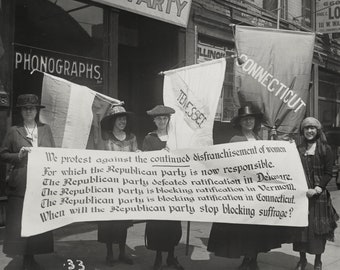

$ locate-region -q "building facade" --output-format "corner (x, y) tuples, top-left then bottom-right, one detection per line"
(1, 0), (340, 197)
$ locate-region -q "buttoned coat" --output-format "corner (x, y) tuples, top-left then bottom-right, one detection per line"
(0, 122), (55, 255)
(0, 122), (55, 197)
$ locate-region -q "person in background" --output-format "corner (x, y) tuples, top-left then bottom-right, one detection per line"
(207, 105), (285, 270)
(142, 105), (184, 270)
(293, 117), (338, 270)
(97, 105), (137, 266)
(0, 94), (55, 270)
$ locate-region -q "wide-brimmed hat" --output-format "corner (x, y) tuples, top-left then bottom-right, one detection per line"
(231, 105), (262, 126)
(16, 94), (45, 108)
(147, 105), (175, 116)
(101, 105), (131, 130)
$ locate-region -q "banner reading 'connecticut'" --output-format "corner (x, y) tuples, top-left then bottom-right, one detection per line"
(235, 26), (315, 135)
(22, 140), (308, 236)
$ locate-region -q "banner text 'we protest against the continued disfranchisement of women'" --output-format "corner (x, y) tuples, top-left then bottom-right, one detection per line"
(22, 140), (308, 236)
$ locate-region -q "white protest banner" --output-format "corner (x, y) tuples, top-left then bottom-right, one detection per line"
(92, 0), (192, 28)
(22, 140), (308, 236)
(163, 58), (226, 149)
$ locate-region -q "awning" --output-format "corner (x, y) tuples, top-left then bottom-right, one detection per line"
(92, 0), (192, 28)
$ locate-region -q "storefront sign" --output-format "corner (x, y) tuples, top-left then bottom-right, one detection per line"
(316, 0), (340, 33)
(14, 45), (104, 84)
(197, 42), (228, 63)
(232, 9), (275, 28)
(92, 0), (192, 27)
(22, 140), (308, 236)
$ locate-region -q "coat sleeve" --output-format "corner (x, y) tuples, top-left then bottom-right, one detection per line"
(45, 124), (56, 148)
(0, 127), (21, 164)
(318, 144), (334, 189)
(142, 135), (151, 151)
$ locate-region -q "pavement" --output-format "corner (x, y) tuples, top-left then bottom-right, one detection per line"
(0, 180), (340, 270)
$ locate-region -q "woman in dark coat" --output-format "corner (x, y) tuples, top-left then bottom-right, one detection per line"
(0, 94), (55, 270)
(207, 105), (285, 270)
(293, 117), (338, 270)
(97, 105), (137, 266)
(143, 105), (184, 270)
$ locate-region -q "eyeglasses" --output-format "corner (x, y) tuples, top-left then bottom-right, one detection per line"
(22, 106), (37, 111)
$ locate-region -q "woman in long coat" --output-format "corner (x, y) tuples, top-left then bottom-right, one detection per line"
(143, 105), (184, 270)
(293, 117), (338, 270)
(207, 105), (285, 270)
(97, 105), (137, 266)
(0, 94), (55, 270)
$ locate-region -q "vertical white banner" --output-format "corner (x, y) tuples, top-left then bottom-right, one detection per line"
(163, 59), (226, 149)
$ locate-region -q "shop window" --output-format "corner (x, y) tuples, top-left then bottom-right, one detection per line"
(318, 71), (340, 164)
(263, 0), (286, 19)
(196, 38), (236, 122)
(14, 0), (106, 93)
(301, 0), (312, 28)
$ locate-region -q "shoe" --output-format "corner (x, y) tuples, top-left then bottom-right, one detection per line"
(153, 260), (162, 270)
(314, 261), (322, 270)
(294, 260), (307, 270)
(248, 259), (259, 270)
(23, 257), (45, 270)
(166, 257), (184, 270)
(238, 257), (251, 270)
(105, 256), (115, 266)
(118, 255), (134, 265)
(153, 255), (162, 270)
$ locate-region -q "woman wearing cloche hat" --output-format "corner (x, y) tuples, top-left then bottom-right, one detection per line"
(97, 105), (137, 266)
(142, 105), (184, 270)
(292, 117), (338, 270)
(0, 94), (55, 270)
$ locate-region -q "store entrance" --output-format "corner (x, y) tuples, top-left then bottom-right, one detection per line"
(118, 12), (181, 145)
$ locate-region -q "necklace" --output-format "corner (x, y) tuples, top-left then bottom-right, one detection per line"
(24, 123), (37, 140)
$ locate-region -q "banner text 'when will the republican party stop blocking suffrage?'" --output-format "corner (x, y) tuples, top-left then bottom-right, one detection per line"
(22, 140), (308, 236)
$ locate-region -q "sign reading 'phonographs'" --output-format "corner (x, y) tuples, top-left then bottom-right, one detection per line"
(22, 140), (308, 236)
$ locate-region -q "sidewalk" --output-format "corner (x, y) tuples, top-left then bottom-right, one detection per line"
(1, 190), (340, 270)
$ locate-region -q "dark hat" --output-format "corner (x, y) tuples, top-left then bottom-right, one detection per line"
(231, 105), (262, 125)
(147, 105), (175, 116)
(101, 105), (131, 130)
(16, 94), (45, 108)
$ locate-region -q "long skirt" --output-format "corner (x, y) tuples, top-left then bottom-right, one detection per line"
(293, 191), (338, 254)
(207, 223), (288, 258)
(97, 220), (133, 244)
(145, 220), (182, 251)
(3, 196), (54, 255)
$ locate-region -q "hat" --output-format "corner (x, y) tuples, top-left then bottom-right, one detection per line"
(100, 105), (131, 130)
(16, 94), (45, 108)
(231, 105), (262, 125)
(147, 105), (175, 116)
(300, 117), (322, 131)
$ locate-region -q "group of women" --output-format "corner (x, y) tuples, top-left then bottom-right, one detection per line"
(0, 94), (338, 270)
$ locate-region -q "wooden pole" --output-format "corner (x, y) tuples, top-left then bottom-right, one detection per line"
(277, 0), (281, 29)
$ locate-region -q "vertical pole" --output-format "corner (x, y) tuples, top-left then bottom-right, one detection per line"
(277, 0), (281, 29)
(185, 24), (198, 257)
